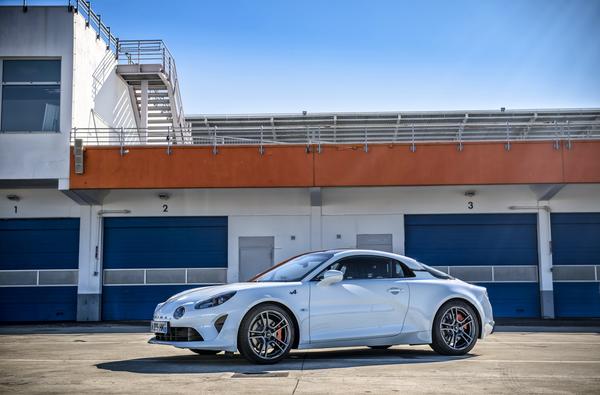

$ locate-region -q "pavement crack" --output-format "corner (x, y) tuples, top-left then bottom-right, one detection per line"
(292, 352), (307, 395)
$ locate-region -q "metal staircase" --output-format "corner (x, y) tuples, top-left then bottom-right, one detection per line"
(116, 40), (190, 144)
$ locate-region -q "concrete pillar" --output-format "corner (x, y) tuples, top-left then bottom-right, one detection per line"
(76, 205), (102, 321)
(537, 203), (555, 319)
(309, 187), (322, 250)
(396, 214), (405, 255)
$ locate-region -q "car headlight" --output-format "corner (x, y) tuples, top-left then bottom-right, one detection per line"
(195, 291), (236, 310)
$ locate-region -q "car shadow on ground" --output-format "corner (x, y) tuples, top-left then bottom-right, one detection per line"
(96, 347), (475, 375)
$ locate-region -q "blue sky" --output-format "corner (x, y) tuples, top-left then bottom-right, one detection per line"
(8, 0), (600, 113)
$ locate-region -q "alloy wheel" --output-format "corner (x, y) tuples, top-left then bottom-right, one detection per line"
(439, 306), (476, 351)
(247, 310), (292, 360)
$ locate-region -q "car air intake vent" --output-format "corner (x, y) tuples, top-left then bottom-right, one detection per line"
(214, 315), (228, 333)
(155, 327), (203, 342)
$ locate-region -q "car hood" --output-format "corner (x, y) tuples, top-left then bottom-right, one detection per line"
(163, 281), (297, 305)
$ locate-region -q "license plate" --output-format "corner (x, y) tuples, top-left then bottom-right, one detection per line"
(151, 320), (168, 334)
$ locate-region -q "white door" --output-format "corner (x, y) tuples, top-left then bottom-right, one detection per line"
(309, 255), (410, 342)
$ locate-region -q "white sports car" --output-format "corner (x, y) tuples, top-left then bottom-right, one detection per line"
(149, 249), (494, 364)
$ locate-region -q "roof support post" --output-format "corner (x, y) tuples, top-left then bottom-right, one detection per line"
(317, 127), (321, 154)
(212, 126), (218, 155)
(565, 121), (572, 150)
(166, 126), (172, 155)
(259, 126), (265, 155)
(119, 127), (125, 156)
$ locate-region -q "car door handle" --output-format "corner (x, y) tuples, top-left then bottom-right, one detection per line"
(387, 287), (404, 295)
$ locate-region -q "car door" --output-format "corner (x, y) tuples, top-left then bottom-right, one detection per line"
(309, 255), (410, 343)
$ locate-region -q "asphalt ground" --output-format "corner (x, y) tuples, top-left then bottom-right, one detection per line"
(0, 324), (599, 394)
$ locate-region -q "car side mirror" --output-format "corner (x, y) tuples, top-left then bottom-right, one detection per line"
(319, 269), (344, 286)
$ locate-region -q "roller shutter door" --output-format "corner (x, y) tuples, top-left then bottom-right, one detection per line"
(405, 214), (539, 318)
(551, 213), (600, 318)
(0, 218), (79, 322)
(102, 217), (227, 320)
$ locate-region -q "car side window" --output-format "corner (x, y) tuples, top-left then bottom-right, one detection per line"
(392, 260), (416, 278)
(319, 256), (393, 280)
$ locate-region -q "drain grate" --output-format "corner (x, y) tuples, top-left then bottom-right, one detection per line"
(231, 372), (289, 378)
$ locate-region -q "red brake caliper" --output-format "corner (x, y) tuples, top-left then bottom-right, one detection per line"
(457, 312), (469, 331)
(275, 326), (283, 342)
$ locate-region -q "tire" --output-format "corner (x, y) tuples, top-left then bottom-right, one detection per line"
(190, 349), (220, 355)
(369, 345), (392, 350)
(430, 300), (479, 356)
(237, 303), (295, 364)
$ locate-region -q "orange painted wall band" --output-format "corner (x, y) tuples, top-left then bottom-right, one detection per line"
(69, 141), (600, 189)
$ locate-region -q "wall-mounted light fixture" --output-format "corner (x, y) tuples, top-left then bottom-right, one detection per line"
(6, 194), (20, 202)
(290, 235), (296, 241)
(464, 190), (476, 197)
(509, 205), (551, 212)
(336, 234), (342, 239)
(97, 209), (131, 216)
(158, 192), (170, 200)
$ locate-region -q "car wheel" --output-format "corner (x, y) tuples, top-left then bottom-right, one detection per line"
(430, 300), (479, 356)
(237, 304), (295, 364)
(369, 345), (392, 350)
(190, 349), (220, 355)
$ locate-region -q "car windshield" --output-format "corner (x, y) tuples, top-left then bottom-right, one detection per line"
(252, 252), (334, 282)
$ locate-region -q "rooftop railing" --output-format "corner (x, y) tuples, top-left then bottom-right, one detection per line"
(117, 39), (187, 129)
(71, 109), (600, 153)
(68, 0), (119, 53)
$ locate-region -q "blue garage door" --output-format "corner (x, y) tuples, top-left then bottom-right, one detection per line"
(102, 217), (228, 320)
(0, 218), (79, 322)
(551, 213), (600, 318)
(405, 214), (540, 318)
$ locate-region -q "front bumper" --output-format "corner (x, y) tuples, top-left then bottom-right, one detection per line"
(482, 320), (495, 338)
(149, 303), (243, 352)
(480, 291), (495, 339)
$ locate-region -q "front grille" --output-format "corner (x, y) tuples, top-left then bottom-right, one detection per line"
(155, 327), (203, 342)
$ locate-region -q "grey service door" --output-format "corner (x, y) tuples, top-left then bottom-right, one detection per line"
(356, 233), (393, 252)
(239, 236), (275, 281)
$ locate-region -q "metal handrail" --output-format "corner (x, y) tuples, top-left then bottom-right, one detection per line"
(71, 118), (600, 150)
(69, 0), (119, 53)
(117, 39), (188, 130)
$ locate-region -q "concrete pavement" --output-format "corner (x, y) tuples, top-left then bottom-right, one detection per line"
(0, 325), (599, 394)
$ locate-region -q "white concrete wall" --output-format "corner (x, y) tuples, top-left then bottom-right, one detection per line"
(0, 188), (80, 218)
(0, 7), (74, 182)
(0, 8), (136, 184)
(228, 215), (311, 283)
(548, 184), (600, 212)
(71, 12), (135, 135)
(322, 185), (542, 215)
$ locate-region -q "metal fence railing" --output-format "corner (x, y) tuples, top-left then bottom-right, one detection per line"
(71, 114), (600, 154)
(117, 39), (187, 129)
(68, 0), (119, 53)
